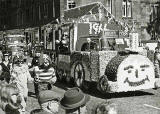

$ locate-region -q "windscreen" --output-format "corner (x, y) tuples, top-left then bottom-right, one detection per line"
(5, 36), (25, 44)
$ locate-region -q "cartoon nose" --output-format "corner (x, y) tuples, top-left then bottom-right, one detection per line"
(135, 69), (138, 78)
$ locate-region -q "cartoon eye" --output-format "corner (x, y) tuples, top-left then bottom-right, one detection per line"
(141, 69), (145, 71)
(128, 70), (132, 73)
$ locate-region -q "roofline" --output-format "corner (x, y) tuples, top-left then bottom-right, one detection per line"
(64, 2), (102, 12)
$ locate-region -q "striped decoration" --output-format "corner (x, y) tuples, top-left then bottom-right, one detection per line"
(34, 67), (55, 81)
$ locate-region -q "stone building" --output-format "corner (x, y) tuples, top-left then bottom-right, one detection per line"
(0, 0), (159, 42)
(0, 0), (60, 30)
(60, 0), (160, 40)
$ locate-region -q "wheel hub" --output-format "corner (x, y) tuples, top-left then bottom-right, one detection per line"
(78, 71), (82, 78)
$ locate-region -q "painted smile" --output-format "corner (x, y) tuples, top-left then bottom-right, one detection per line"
(124, 75), (150, 87)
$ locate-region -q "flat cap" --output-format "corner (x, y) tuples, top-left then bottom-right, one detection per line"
(38, 90), (61, 104)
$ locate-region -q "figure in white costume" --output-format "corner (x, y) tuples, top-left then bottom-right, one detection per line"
(10, 54), (33, 113)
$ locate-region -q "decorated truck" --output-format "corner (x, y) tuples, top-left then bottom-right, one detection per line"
(50, 2), (159, 93)
(52, 21), (160, 93)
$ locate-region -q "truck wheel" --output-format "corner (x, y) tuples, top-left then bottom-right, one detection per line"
(98, 75), (109, 93)
(74, 62), (85, 88)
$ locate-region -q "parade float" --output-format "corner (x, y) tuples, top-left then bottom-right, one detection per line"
(51, 2), (159, 93)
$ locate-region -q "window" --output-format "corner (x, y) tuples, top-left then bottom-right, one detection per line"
(106, 0), (112, 13)
(81, 42), (98, 51)
(26, 9), (30, 22)
(122, 0), (132, 18)
(39, 5), (41, 20)
(44, 3), (48, 18)
(150, 4), (158, 22)
(67, 0), (76, 9)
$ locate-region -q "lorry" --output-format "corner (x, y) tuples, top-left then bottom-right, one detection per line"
(52, 22), (159, 93)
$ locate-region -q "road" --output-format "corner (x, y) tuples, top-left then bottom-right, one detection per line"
(26, 81), (160, 114)
(0, 54), (159, 114)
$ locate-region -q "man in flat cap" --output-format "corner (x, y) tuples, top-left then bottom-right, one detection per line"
(30, 90), (61, 114)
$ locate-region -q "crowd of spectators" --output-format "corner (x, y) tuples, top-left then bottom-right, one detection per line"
(0, 49), (120, 114)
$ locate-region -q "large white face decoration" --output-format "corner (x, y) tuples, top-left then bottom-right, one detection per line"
(117, 54), (155, 92)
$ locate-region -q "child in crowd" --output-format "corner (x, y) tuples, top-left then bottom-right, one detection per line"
(0, 83), (22, 114)
(95, 101), (117, 114)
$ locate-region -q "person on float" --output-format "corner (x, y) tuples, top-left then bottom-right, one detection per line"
(30, 50), (41, 68)
(154, 46), (160, 78)
(10, 54), (33, 113)
(58, 33), (69, 53)
(60, 87), (90, 114)
(30, 90), (61, 114)
(0, 51), (12, 83)
(0, 83), (22, 114)
(33, 54), (57, 96)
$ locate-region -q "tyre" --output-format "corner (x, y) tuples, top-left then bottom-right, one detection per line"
(74, 62), (85, 88)
(98, 75), (109, 93)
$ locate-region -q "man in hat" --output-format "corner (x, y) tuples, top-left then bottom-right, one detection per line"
(60, 87), (90, 114)
(30, 90), (61, 114)
(0, 51), (12, 83)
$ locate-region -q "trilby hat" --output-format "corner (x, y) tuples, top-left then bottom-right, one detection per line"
(60, 87), (90, 109)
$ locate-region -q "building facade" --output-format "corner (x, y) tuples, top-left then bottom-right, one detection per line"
(0, 0), (159, 47)
(0, 0), (60, 30)
(60, 0), (160, 40)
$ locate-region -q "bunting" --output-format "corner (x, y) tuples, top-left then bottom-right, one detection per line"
(64, 2), (130, 34)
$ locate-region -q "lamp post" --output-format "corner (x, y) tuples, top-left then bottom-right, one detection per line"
(87, 38), (91, 51)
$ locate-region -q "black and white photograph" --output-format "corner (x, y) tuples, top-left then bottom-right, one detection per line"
(0, 0), (160, 114)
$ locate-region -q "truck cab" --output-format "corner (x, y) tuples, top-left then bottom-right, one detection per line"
(3, 34), (27, 56)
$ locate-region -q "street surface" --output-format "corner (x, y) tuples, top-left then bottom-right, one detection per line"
(1, 54), (160, 114)
(26, 81), (160, 114)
